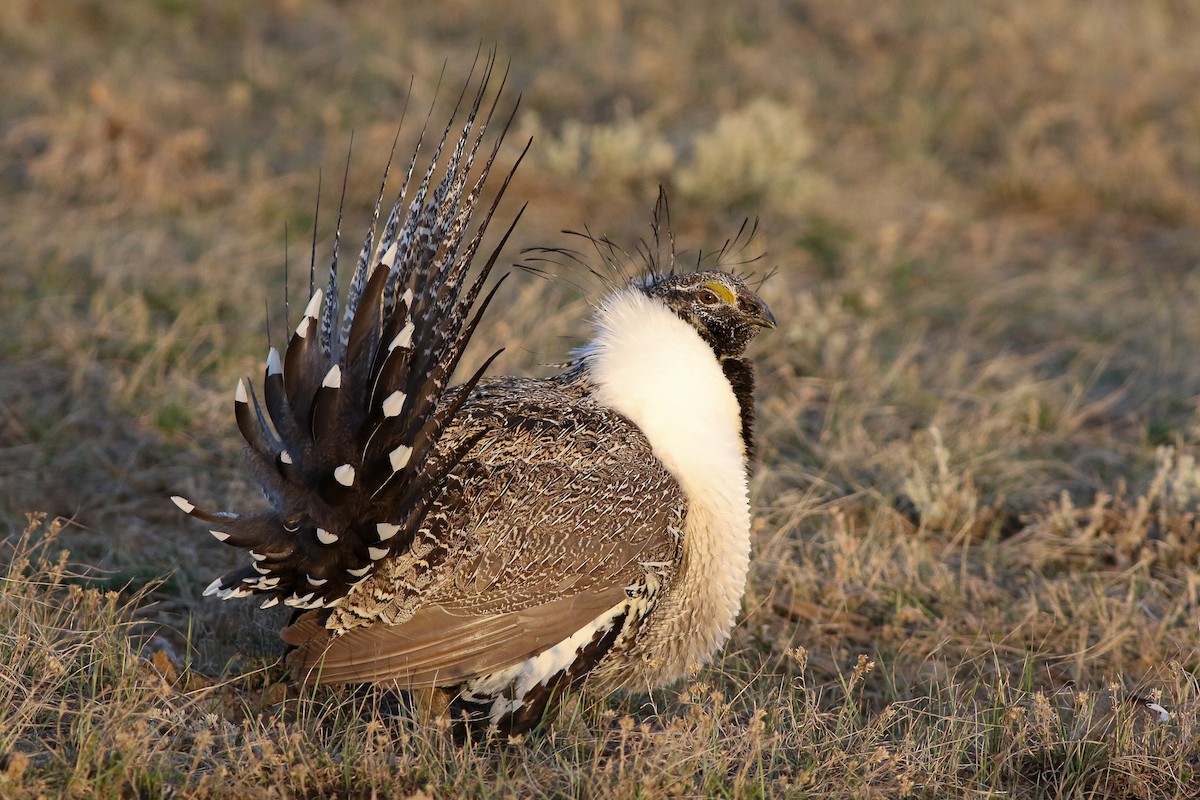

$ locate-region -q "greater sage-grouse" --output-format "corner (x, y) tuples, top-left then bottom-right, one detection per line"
(174, 72), (775, 737)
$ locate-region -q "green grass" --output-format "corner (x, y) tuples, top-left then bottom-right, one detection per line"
(3, 0), (1200, 796)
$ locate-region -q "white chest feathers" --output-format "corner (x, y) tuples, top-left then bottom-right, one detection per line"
(585, 288), (746, 498)
(584, 287), (753, 680)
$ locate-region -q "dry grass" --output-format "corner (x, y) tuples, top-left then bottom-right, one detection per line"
(3, 0), (1200, 797)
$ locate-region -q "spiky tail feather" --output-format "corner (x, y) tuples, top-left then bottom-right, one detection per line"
(174, 58), (528, 612)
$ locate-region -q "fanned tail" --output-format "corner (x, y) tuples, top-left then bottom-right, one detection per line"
(174, 58), (527, 611)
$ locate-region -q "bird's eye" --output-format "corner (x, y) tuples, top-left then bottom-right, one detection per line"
(699, 289), (720, 305)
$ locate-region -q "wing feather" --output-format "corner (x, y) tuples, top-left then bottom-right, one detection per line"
(286, 378), (684, 688)
(284, 588), (627, 687)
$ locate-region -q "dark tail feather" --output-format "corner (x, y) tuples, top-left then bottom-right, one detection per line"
(175, 59), (523, 611)
(341, 116), (405, 351)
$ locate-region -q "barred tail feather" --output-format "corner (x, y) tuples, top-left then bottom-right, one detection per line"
(341, 121), (404, 352)
(175, 59), (524, 610)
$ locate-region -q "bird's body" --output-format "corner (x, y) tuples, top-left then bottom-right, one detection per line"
(175, 69), (774, 736)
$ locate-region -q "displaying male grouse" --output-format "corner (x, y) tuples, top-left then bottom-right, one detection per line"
(173, 66), (776, 737)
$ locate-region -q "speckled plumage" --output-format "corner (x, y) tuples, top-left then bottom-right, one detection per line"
(175, 65), (775, 738)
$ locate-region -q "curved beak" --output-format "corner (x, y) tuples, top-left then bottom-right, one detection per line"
(745, 295), (777, 330)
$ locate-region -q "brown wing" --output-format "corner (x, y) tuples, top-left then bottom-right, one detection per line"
(283, 376), (684, 687)
(283, 586), (628, 686)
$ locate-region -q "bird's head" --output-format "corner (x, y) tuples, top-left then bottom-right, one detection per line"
(641, 270), (776, 358)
